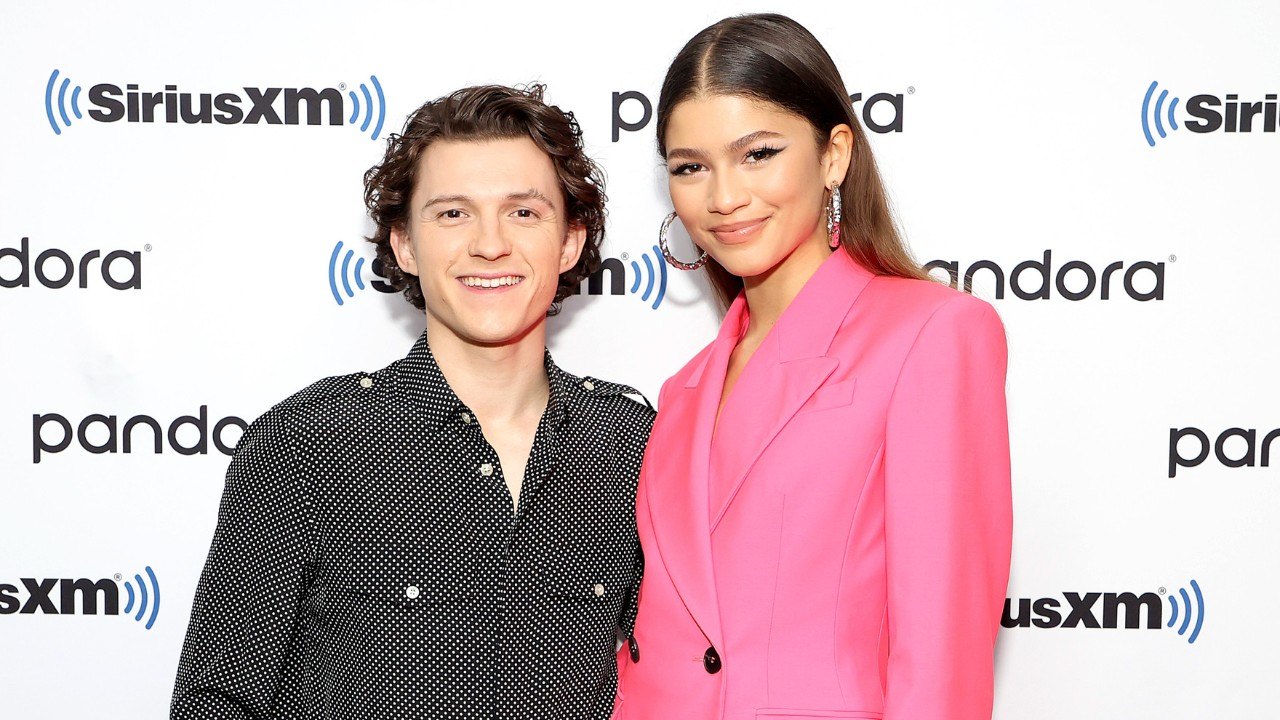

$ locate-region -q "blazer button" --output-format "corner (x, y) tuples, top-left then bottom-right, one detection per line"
(702, 646), (721, 674)
(628, 635), (640, 663)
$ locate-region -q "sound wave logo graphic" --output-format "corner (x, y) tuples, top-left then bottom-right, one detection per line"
(346, 75), (386, 140)
(328, 240), (372, 306)
(44, 69), (82, 135)
(121, 566), (160, 630)
(628, 245), (668, 310)
(1141, 81), (1181, 147)
(1165, 579), (1204, 644)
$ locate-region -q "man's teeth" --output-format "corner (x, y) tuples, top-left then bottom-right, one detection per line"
(461, 276), (523, 288)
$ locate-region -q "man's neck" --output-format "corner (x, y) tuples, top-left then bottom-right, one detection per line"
(424, 317), (551, 425)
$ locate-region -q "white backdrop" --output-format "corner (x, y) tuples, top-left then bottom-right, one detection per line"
(1, 1), (1277, 717)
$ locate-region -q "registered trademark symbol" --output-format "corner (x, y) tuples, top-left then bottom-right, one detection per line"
(113, 573), (122, 581)
(620, 252), (630, 261)
(1168, 254), (1177, 262)
(1158, 586), (1166, 594)
(907, 86), (916, 94)
(339, 83), (347, 91)
(144, 244), (153, 252)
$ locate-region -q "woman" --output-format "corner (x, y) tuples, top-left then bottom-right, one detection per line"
(616, 13), (1012, 720)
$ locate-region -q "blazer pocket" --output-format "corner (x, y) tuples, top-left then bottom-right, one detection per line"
(755, 710), (882, 719)
(797, 377), (858, 415)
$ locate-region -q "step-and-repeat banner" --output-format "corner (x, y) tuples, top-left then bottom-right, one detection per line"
(2, 1), (1276, 717)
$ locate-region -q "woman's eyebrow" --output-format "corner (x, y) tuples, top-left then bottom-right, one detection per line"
(666, 130), (784, 162)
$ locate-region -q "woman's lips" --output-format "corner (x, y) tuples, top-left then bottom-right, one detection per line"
(710, 216), (769, 244)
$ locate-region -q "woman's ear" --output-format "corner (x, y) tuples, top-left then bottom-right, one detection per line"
(822, 124), (854, 187)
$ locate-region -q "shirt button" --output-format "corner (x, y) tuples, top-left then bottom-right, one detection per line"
(405, 585), (420, 600)
(359, 377), (373, 388)
(593, 583), (605, 597)
(582, 380), (595, 391)
(460, 412), (472, 424)
(479, 463), (494, 477)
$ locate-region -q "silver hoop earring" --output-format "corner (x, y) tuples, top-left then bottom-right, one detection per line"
(826, 184), (843, 249)
(658, 211), (708, 270)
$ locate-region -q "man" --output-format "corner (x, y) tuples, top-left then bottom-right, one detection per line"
(171, 84), (653, 720)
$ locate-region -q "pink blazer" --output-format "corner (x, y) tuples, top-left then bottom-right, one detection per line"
(617, 250), (1012, 720)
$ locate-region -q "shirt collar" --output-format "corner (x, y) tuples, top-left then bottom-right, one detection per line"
(397, 330), (572, 429)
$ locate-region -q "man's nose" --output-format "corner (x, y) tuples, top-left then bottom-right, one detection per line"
(468, 215), (513, 260)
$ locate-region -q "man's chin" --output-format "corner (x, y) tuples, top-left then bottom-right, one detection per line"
(455, 318), (545, 349)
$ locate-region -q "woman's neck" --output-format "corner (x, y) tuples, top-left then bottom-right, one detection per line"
(741, 237), (833, 341)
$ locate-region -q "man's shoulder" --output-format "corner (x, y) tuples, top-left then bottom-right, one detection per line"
(248, 359), (405, 434)
(557, 366), (656, 430)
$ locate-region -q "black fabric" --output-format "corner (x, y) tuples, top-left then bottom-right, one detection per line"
(171, 331), (653, 719)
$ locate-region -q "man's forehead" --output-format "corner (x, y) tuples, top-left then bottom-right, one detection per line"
(415, 136), (561, 202)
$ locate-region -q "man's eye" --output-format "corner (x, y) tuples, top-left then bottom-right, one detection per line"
(514, 208), (537, 219)
(670, 163), (702, 176)
(440, 209), (465, 219)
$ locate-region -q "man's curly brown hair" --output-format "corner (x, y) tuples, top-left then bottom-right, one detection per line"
(362, 84), (606, 315)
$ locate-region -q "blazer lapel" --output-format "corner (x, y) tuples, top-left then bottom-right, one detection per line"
(645, 252), (875, 645)
(709, 250), (875, 529)
(644, 297), (746, 650)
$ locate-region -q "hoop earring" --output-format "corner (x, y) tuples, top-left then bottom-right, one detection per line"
(826, 184), (843, 249)
(658, 211), (708, 270)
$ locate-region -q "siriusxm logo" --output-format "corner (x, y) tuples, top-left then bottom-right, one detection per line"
(0, 566), (161, 630)
(569, 245), (668, 310)
(326, 241), (669, 310)
(1141, 80), (1279, 146)
(611, 88), (907, 142)
(1169, 426), (1279, 478)
(1003, 579), (1205, 644)
(32, 406), (247, 463)
(44, 69), (386, 140)
(328, 240), (396, 306)
(925, 250), (1165, 301)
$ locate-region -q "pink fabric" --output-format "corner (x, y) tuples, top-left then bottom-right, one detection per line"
(616, 250), (1013, 720)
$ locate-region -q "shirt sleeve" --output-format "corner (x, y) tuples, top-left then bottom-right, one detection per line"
(882, 296), (1013, 720)
(170, 406), (314, 720)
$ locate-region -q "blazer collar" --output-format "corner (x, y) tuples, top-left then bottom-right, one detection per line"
(685, 249), (875, 389)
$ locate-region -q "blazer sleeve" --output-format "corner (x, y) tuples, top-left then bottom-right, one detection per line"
(882, 296), (1013, 720)
(170, 406), (314, 719)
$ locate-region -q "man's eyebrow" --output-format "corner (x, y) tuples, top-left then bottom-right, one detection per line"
(421, 193), (472, 209)
(666, 130), (785, 162)
(507, 188), (556, 205)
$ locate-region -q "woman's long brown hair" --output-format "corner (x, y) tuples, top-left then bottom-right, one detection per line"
(657, 13), (931, 310)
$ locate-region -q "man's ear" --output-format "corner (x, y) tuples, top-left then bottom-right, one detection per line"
(559, 223), (587, 273)
(389, 225), (419, 276)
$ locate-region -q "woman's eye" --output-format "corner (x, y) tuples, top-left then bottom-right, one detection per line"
(670, 162), (702, 176)
(745, 147), (782, 163)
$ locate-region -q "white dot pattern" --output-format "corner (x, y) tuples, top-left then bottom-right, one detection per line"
(170, 331), (653, 719)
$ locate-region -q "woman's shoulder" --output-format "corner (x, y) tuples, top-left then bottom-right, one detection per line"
(868, 273), (1002, 330)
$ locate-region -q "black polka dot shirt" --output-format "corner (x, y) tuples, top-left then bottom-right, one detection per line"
(170, 331), (654, 719)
